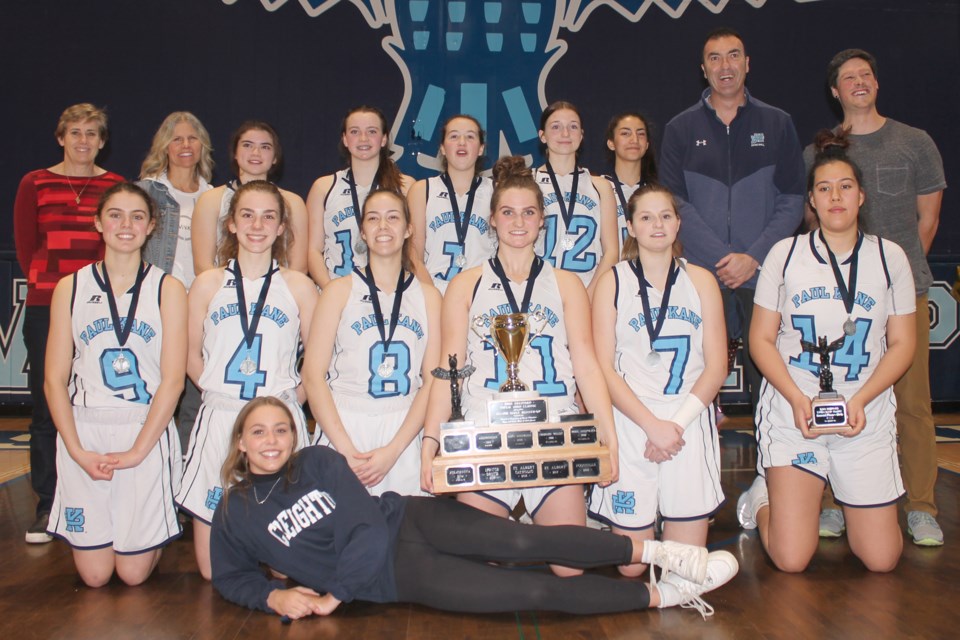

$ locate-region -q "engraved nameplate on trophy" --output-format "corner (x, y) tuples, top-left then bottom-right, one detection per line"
(432, 415), (612, 492)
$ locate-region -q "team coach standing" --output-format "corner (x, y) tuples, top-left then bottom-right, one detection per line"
(659, 27), (805, 421)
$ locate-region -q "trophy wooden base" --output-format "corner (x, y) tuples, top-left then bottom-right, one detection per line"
(431, 416), (613, 493)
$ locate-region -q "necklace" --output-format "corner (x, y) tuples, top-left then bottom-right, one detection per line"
(253, 476), (283, 505)
(65, 173), (94, 205)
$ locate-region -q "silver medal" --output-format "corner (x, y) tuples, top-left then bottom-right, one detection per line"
(355, 238), (368, 255)
(561, 235), (576, 250)
(378, 360), (394, 377)
(455, 252), (467, 268)
(645, 351), (661, 366)
(112, 353), (130, 374)
(843, 318), (857, 336)
(240, 357), (257, 376)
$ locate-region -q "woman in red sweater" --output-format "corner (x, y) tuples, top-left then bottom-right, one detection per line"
(13, 103), (124, 544)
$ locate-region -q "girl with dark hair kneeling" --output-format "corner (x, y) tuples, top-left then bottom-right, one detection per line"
(737, 130), (915, 572)
(211, 397), (738, 620)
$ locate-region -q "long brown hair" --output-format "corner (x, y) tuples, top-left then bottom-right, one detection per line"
(604, 111), (658, 182)
(621, 183), (683, 261)
(338, 106), (405, 194)
(217, 181), (292, 267)
(439, 113), (486, 175)
(539, 100), (582, 161)
(219, 397), (301, 512)
(230, 120), (283, 180)
(362, 188), (416, 276)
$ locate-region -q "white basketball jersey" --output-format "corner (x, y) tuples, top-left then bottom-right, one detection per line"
(534, 167), (604, 287)
(754, 232), (915, 398)
(602, 175), (640, 253)
(613, 259), (705, 401)
(198, 260), (302, 401)
(423, 175), (495, 293)
(327, 270), (429, 400)
(464, 260), (575, 410)
(70, 263), (166, 408)
(322, 169), (372, 279)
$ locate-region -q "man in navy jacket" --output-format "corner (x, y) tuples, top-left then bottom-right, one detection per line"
(659, 27), (805, 421)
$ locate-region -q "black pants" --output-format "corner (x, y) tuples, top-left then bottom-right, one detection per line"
(23, 305), (56, 516)
(393, 497), (649, 614)
(723, 287), (761, 421)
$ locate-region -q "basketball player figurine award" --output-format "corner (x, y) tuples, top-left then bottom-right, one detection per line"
(801, 335), (851, 433)
(432, 311), (612, 492)
(431, 354), (475, 422)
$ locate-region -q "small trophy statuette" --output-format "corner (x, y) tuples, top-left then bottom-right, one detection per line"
(800, 335), (851, 433)
(431, 354), (475, 422)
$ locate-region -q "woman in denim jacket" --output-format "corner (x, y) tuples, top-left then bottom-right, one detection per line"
(137, 111), (214, 448)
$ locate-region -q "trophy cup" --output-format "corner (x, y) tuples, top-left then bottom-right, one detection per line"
(472, 312), (548, 424)
(430, 312), (612, 492)
(801, 335), (852, 434)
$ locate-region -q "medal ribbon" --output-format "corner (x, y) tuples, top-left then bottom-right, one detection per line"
(819, 230), (862, 319)
(440, 173), (482, 249)
(611, 177), (630, 217)
(100, 261), (147, 347)
(345, 168), (380, 235)
(231, 259), (275, 349)
(489, 256), (544, 314)
(544, 162), (579, 238)
(364, 265), (408, 356)
(628, 259), (678, 351)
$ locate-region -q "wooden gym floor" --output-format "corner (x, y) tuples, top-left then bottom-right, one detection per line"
(0, 415), (957, 639)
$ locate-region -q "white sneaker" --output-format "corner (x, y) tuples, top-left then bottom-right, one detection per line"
(648, 540), (708, 584)
(736, 475), (768, 530)
(657, 550), (739, 619)
(818, 509), (845, 538)
(907, 511), (944, 547)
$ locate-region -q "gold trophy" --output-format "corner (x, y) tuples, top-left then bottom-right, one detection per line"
(431, 311), (612, 492)
(473, 311), (548, 423)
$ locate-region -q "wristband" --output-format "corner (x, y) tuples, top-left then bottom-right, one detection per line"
(423, 435), (441, 448)
(669, 395), (707, 431)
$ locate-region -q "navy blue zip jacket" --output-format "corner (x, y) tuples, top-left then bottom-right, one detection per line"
(660, 88), (805, 289)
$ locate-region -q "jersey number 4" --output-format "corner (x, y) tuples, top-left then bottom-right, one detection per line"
(225, 336), (267, 400)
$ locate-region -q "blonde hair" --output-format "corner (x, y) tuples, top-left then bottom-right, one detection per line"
(139, 111), (214, 182)
(216, 181), (292, 267)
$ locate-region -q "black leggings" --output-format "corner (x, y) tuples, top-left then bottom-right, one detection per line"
(393, 497), (650, 614)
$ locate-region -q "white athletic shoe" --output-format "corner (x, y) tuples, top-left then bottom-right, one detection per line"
(648, 540), (708, 584)
(818, 509), (846, 538)
(656, 550), (740, 619)
(736, 475), (769, 530)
